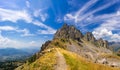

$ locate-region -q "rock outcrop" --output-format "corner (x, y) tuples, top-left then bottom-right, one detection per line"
(40, 40), (51, 52)
(54, 24), (83, 41)
(84, 32), (96, 42)
(54, 23), (108, 48)
(96, 38), (108, 48)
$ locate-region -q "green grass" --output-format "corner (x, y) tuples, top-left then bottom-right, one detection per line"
(63, 53), (87, 70)
(100, 53), (120, 60)
(16, 48), (57, 70)
(59, 48), (120, 70)
(51, 39), (67, 49)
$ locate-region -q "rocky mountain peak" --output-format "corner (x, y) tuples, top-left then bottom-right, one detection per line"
(53, 23), (109, 49)
(17, 23), (120, 70)
(97, 38), (108, 48)
(84, 32), (96, 42)
(54, 23), (83, 41)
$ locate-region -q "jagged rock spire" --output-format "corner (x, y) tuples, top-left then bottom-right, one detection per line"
(97, 38), (108, 48)
(54, 23), (108, 48)
(54, 23), (83, 41)
(84, 32), (96, 42)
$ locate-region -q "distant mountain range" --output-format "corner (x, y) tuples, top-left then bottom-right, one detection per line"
(109, 42), (120, 51)
(0, 48), (39, 62)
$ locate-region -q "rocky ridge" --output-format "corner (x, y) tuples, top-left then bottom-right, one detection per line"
(54, 23), (108, 48)
(16, 23), (120, 70)
(40, 23), (120, 67)
(54, 24), (83, 41)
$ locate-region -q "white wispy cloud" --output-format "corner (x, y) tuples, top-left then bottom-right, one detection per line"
(33, 9), (48, 22)
(81, 11), (120, 27)
(0, 25), (34, 37)
(93, 28), (120, 42)
(64, 0), (120, 42)
(56, 17), (63, 23)
(76, 0), (119, 23)
(0, 0), (56, 49)
(0, 8), (32, 23)
(40, 13), (48, 22)
(92, 11), (120, 42)
(64, 0), (119, 24)
(0, 7), (56, 35)
(33, 21), (56, 34)
(26, 1), (30, 8)
(37, 29), (56, 34)
(0, 26), (16, 31)
(16, 28), (34, 37)
(75, 0), (98, 19)
(0, 0), (20, 9)
(33, 9), (41, 17)
(0, 31), (43, 49)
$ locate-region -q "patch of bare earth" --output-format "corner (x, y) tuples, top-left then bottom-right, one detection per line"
(54, 48), (67, 70)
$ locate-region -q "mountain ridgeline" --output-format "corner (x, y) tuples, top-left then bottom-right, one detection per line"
(16, 24), (120, 70)
(55, 24), (108, 47)
(41, 23), (108, 51)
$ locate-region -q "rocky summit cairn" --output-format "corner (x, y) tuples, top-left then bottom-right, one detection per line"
(54, 23), (83, 41)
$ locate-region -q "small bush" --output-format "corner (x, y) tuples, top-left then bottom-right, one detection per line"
(28, 54), (37, 64)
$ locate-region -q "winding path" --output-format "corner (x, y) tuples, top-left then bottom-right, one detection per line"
(55, 48), (67, 70)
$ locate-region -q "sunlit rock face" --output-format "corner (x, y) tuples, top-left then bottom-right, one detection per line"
(97, 38), (108, 48)
(84, 32), (96, 42)
(54, 23), (83, 41)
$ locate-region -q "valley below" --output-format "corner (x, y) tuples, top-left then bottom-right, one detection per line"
(0, 48), (39, 70)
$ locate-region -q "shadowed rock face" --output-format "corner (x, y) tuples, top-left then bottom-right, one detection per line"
(54, 23), (83, 41)
(40, 40), (51, 52)
(83, 32), (108, 48)
(84, 32), (96, 42)
(97, 38), (108, 48)
(54, 23), (108, 48)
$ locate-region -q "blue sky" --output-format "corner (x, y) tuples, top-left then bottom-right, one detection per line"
(0, 0), (120, 49)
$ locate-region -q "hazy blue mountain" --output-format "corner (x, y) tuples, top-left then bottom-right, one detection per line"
(109, 42), (120, 52)
(0, 48), (39, 62)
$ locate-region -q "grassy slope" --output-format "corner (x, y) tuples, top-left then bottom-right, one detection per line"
(15, 49), (57, 70)
(16, 48), (120, 70)
(15, 37), (120, 70)
(58, 48), (120, 70)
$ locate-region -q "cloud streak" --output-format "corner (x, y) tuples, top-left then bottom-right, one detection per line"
(33, 9), (48, 22)
(33, 21), (56, 34)
(26, 1), (30, 8)
(78, 0), (119, 22)
(75, 0), (98, 18)
(0, 7), (56, 35)
(0, 26), (16, 31)
(64, 0), (120, 42)
(0, 0), (56, 49)
(0, 32), (43, 49)
(17, 28), (35, 37)
(92, 11), (120, 42)
(0, 26), (34, 37)
(64, 0), (119, 24)
(0, 8), (32, 23)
